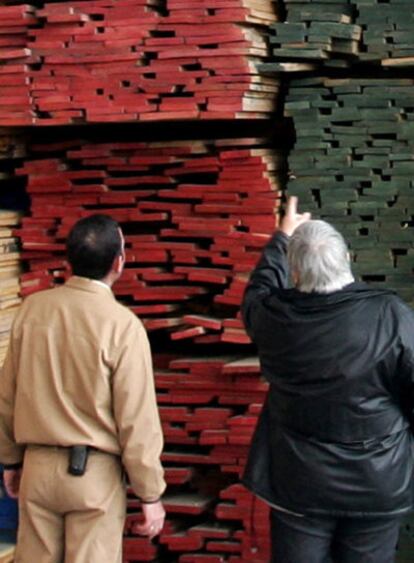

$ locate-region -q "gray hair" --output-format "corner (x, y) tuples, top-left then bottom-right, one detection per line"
(287, 220), (354, 293)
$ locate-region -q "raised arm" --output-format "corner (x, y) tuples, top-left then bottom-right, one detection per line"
(241, 197), (310, 333)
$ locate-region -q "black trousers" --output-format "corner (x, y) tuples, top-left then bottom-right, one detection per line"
(271, 509), (402, 563)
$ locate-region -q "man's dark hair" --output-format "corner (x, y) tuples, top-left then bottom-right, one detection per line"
(67, 214), (122, 280)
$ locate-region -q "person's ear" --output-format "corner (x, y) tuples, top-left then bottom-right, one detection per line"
(113, 253), (124, 275)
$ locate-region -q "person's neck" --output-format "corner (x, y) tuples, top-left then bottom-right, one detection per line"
(100, 272), (116, 287)
(297, 274), (355, 293)
(73, 275), (112, 289)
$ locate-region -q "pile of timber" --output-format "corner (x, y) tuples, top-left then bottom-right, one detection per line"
(123, 355), (270, 562)
(355, 0), (414, 66)
(259, 0), (414, 73)
(0, 210), (22, 366)
(0, 4), (35, 124)
(0, 0), (280, 125)
(0, 130), (26, 366)
(260, 1), (361, 73)
(285, 75), (414, 305)
(11, 131), (277, 560)
(15, 136), (282, 343)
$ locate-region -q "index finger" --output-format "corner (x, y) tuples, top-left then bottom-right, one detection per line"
(286, 196), (298, 217)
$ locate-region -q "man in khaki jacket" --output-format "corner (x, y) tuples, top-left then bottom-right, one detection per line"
(0, 214), (166, 562)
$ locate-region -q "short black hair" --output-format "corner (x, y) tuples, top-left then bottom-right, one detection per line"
(67, 214), (122, 280)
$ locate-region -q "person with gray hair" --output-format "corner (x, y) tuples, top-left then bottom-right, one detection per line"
(288, 220), (354, 294)
(242, 197), (414, 563)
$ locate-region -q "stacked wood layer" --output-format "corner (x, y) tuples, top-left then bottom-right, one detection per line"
(0, 210), (22, 366)
(15, 136), (282, 344)
(0, 0), (280, 125)
(259, 0), (414, 73)
(123, 355), (270, 562)
(284, 75), (414, 305)
(11, 133), (278, 560)
(0, 130), (27, 366)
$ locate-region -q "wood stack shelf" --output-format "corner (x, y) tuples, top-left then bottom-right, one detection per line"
(283, 75), (414, 304)
(259, 0), (414, 74)
(7, 0), (414, 561)
(258, 4), (414, 555)
(0, 0), (280, 125)
(0, 129), (28, 367)
(8, 127), (279, 558)
(0, 0), (282, 559)
(14, 135), (282, 346)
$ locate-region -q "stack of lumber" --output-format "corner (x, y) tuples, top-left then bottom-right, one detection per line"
(11, 131), (275, 560)
(285, 75), (414, 305)
(123, 354), (270, 562)
(0, 0), (280, 125)
(258, 0), (414, 72)
(355, 0), (414, 66)
(0, 210), (22, 367)
(27, 0), (161, 126)
(15, 136), (282, 342)
(0, 4), (35, 126)
(260, 1), (361, 73)
(0, 130), (26, 367)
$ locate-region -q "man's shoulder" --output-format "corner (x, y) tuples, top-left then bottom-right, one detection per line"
(21, 284), (62, 308)
(108, 298), (146, 334)
(353, 288), (414, 317)
(20, 283), (145, 331)
(370, 291), (414, 328)
(385, 293), (414, 315)
(113, 298), (140, 322)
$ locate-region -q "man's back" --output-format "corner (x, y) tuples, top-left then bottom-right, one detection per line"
(252, 285), (412, 444)
(242, 224), (414, 519)
(242, 198), (413, 562)
(11, 276), (138, 452)
(0, 214), (166, 563)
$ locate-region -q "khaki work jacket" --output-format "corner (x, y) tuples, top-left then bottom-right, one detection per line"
(0, 276), (166, 502)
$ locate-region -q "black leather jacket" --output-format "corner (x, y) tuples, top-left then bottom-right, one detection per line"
(242, 231), (414, 517)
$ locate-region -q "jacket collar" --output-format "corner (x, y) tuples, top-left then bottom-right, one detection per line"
(65, 276), (115, 299)
(270, 282), (396, 312)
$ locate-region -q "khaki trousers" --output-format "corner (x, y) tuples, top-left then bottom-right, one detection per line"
(15, 446), (126, 563)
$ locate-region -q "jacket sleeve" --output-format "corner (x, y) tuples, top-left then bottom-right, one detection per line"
(0, 335), (25, 465)
(241, 230), (290, 336)
(112, 320), (166, 501)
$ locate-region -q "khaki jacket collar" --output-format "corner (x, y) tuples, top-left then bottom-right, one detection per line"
(65, 276), (115, 299)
